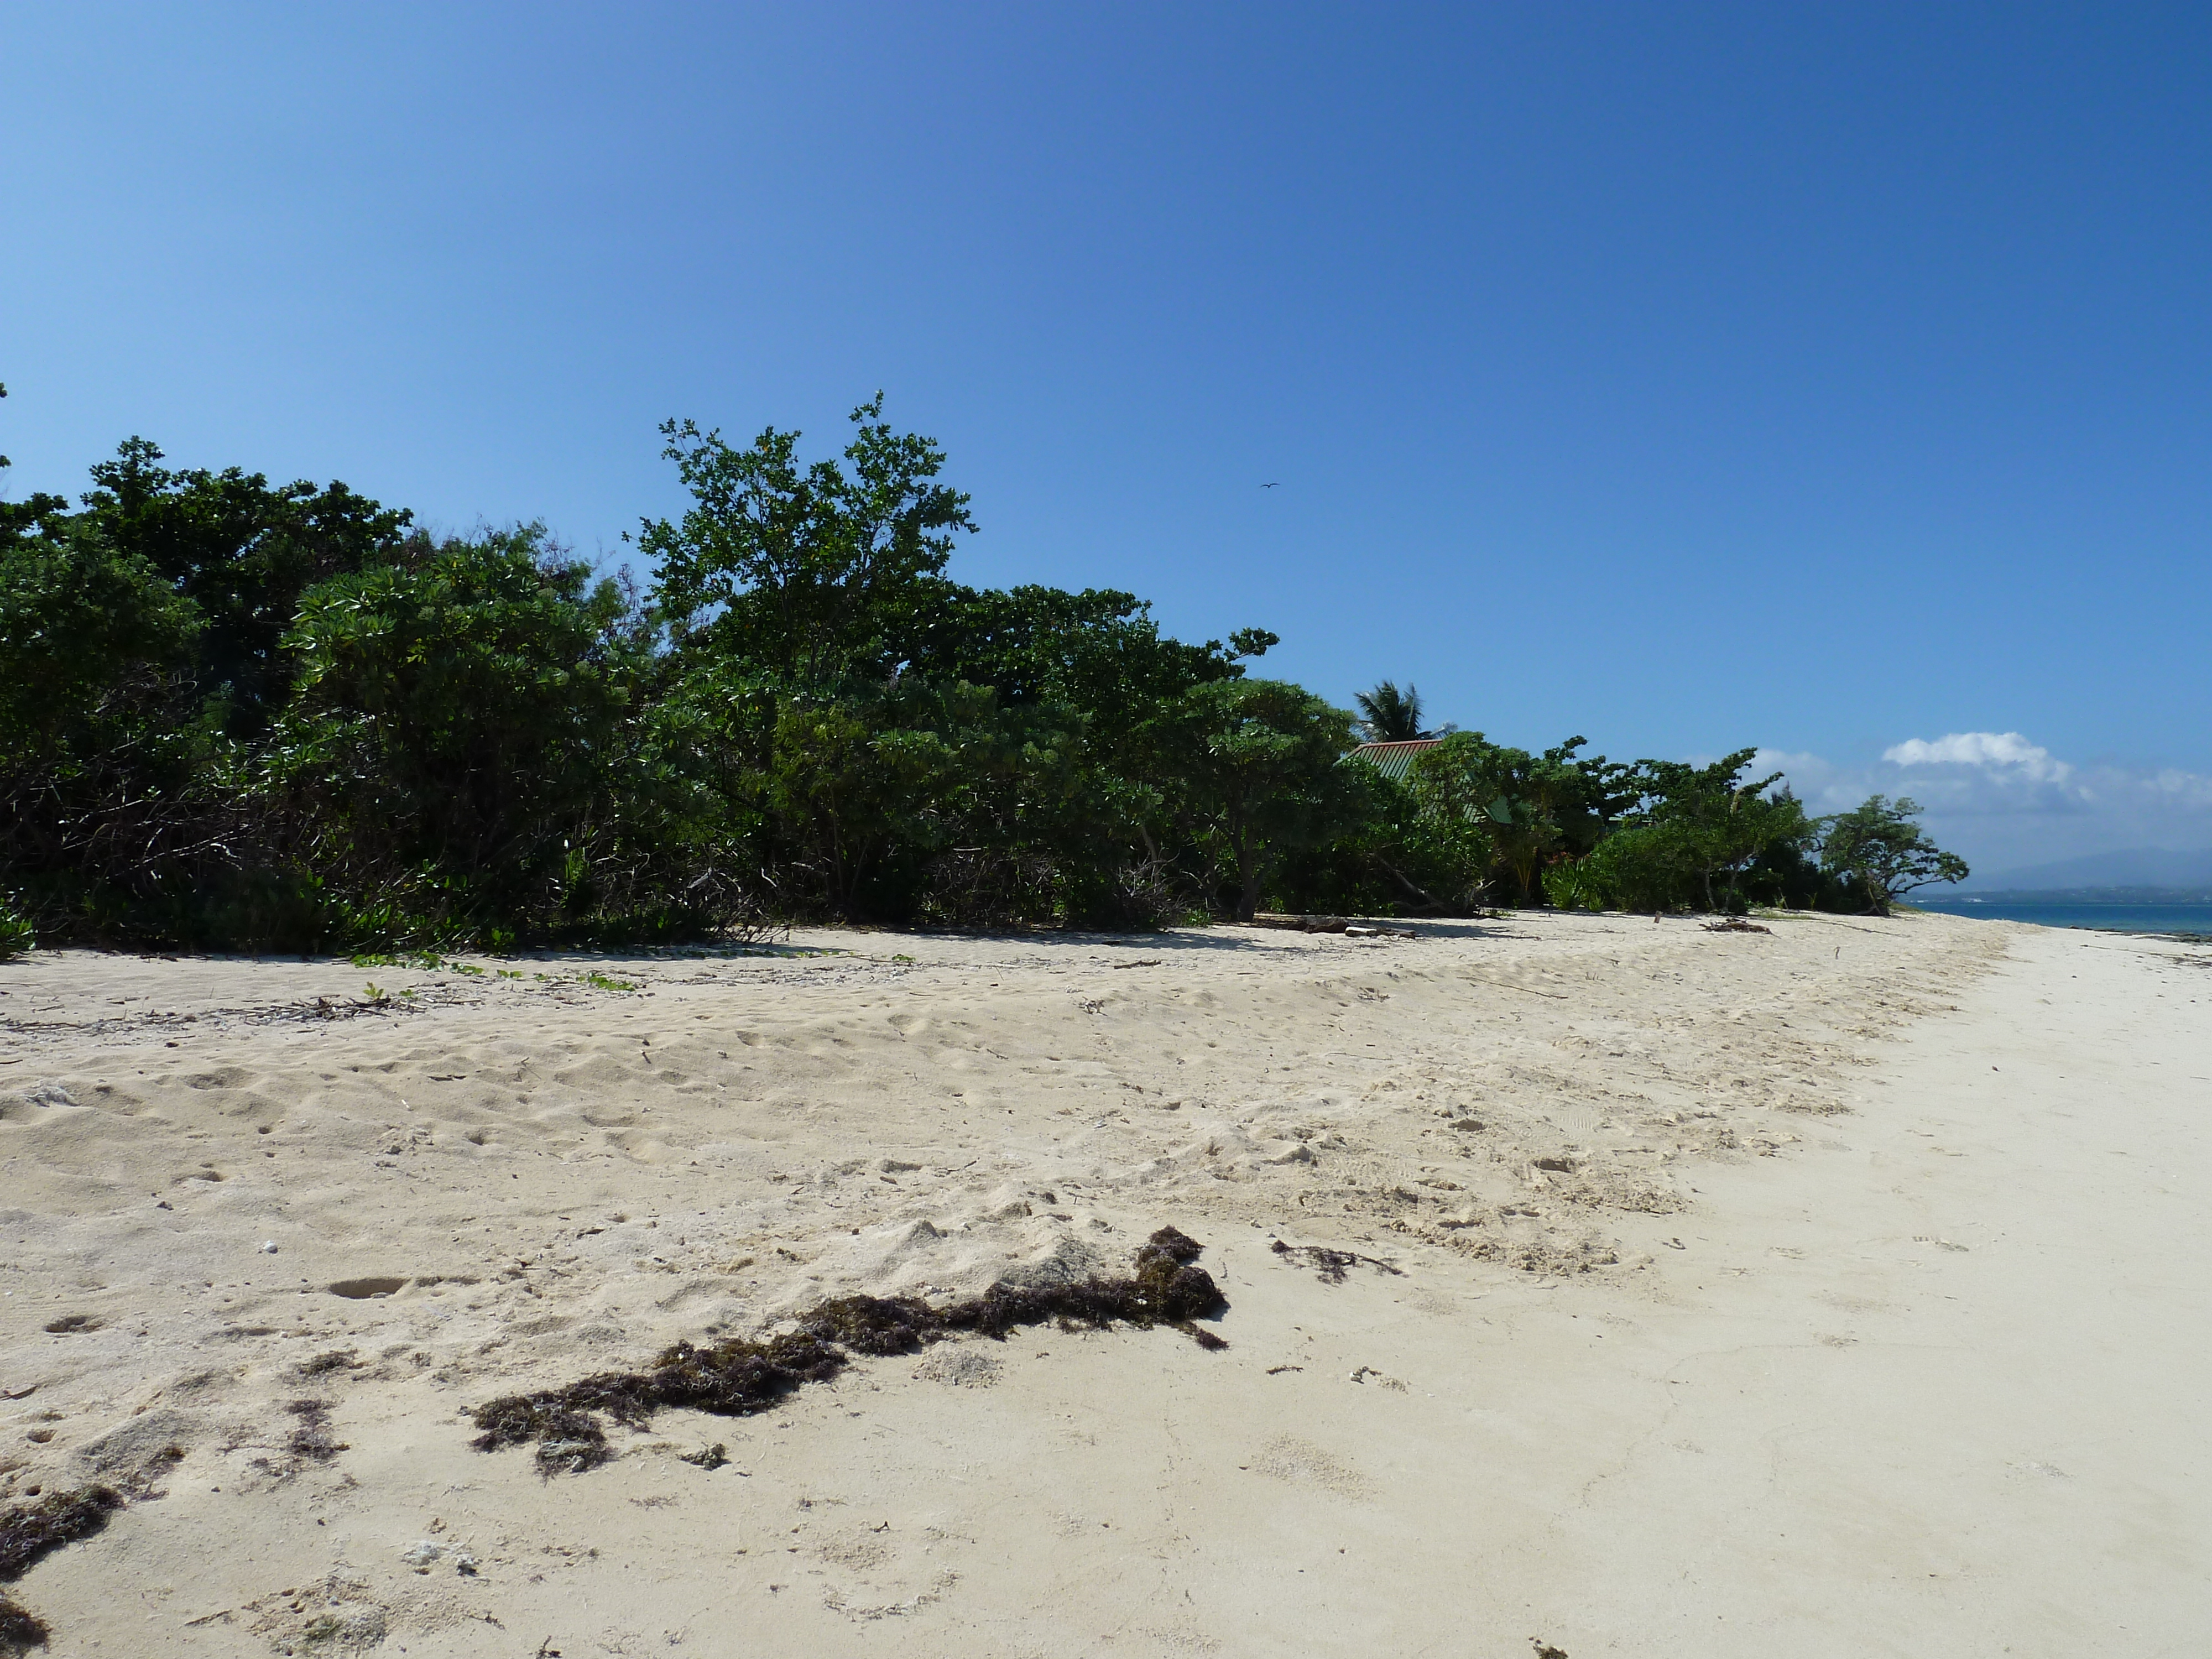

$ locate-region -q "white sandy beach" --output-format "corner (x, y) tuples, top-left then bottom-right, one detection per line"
(2, 911), (2206, 1656)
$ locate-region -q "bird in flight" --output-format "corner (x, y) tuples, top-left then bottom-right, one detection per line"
(1260, 481), (1279, 488)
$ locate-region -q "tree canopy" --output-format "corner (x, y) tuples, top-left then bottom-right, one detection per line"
(1820, 795), (1970, 915)
(0, 400), (1966, 950)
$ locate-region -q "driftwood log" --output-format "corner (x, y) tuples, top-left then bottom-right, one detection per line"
(1249, 913), (1417, 938)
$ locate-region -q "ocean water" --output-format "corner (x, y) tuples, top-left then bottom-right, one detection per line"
(1911, 894), (2212, 937)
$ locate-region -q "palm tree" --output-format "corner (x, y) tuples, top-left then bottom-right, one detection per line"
(1355, 681), (1426, 743)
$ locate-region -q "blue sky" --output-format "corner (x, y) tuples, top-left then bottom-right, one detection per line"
(5, 3), (2209, 872)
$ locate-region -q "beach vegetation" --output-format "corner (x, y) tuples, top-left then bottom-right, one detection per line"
(0, 402), (1966, 945)
(1819, 794), (1970, 914)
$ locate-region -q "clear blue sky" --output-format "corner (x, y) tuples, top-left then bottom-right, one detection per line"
(5, 4), (2209, 870)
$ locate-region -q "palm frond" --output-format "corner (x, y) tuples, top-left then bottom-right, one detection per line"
(1354, 681), (1425, 743)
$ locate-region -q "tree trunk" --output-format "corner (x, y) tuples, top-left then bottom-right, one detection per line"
(1236, 829), (1262, 922)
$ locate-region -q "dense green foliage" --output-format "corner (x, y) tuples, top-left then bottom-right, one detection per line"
(0, 398), (1964, 949)
(1818, 794), (1971, 915)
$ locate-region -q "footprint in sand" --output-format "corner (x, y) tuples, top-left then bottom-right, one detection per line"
(325, 1277), (409, 1300)
(182, 1066), (255, 1091)
(1243, 1433), (1374, 1500)
(912, 1344), (1002, 1388)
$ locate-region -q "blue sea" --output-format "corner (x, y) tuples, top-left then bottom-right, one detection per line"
(1911, 894), (2212, 937)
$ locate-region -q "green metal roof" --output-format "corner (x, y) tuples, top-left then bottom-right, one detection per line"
(1348, 739), (1441, 781)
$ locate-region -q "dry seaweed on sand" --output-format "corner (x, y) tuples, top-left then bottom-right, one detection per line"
(1269, 1239), (1405, 1285)
(0, 1486), (123, 1583)
(0, 1593), (49, 1652)
(0, 1485), (125, 1651)
(471, 1227), (1228, 1475)
(284, 1399), (349, 1463)
(803, 1225), (1227, 1352)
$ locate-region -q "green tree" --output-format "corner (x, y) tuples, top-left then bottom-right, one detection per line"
(1569, 752), (1813, 914)
(1276, 760), (1495, 916)
(907, 585), (1255, 744)
(909, 584), (1272, 914)
(638, 395), (973, 686)
(1404, 733), (1628, 904)
(641, 578), (1274, 927)
(267, 525), (644, 936)
(1175, 679), (1359, 920)
(1734, 788), (1845, 910)
(1354, 680), (1426, 742)
(1819, 795), (1968, 915)
(0, 431), (415, 944)
(756, 681), (1094, 924)
(0, 505), (213, 933)
(74, 438), (413, 731)
(1622, 752), (1791, 911)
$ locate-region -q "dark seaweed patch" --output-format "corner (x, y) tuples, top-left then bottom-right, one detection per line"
(294, 1349), (359, 1379)
(0, 1593), (49, 1651)
(284, 1400), (348, 1463)
(0, 1484), (124, 1644)
(1269, 1239), (1405, 1285)
(472, 1227), (1227, 1474)
(0, 1486), (122, 1582)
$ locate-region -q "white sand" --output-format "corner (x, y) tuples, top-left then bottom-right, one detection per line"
(2, 912), (2205, 1655)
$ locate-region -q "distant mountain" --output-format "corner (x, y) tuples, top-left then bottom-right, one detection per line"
(1957, 847), (2212, 891)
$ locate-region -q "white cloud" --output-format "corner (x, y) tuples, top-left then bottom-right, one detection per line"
(1749, 732), (2212, 873)
(1881, 731), (2070, 781)
(2145, 768), (2212, 808)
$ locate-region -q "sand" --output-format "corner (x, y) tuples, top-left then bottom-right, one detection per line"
(2, 911), (2206, 1655)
